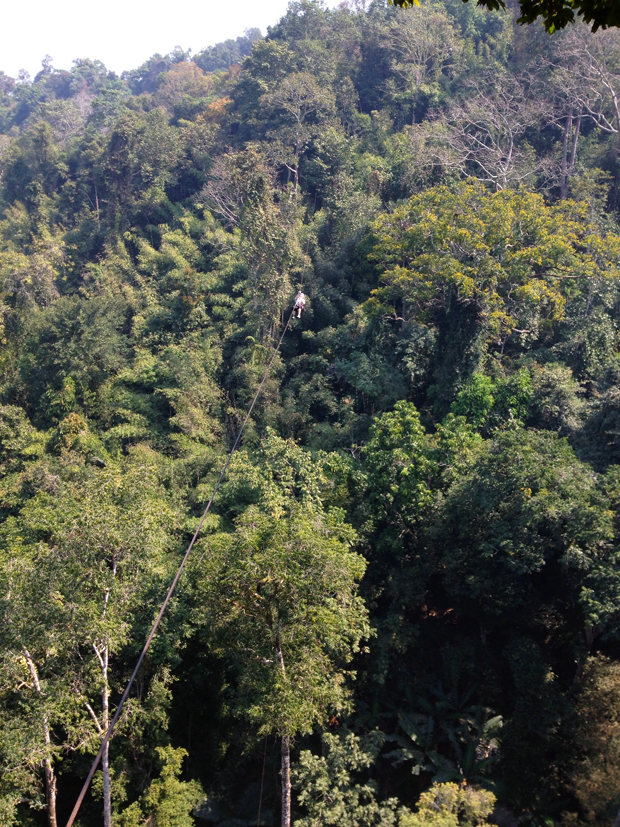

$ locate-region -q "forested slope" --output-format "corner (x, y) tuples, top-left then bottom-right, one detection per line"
(3, 2), (620, 826)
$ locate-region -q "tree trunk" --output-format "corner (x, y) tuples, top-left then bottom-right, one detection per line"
(275, 623), (291, 827)
(102, 671), (111, 827)
(281, 733), (291, 827)
(91, 638), (113, 827)
(560, 109), (571, 199)
(43, 758), (58, 827)
(23, 649), (58, 827)
(99, 643), (112, 827)
(568, 113), (581, 179)
(293, 133), (301, 198)
(560, 109), (582, 199)
(94, 181), (100, 229)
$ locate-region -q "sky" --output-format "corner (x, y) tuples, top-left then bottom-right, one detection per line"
(1, 0), (342, 80)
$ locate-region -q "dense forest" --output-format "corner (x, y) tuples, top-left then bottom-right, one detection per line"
(3, 1), (620, 825)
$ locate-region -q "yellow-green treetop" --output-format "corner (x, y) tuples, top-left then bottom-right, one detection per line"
(368, 181), (620, 351)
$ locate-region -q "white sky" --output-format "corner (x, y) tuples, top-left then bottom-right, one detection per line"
(1, 0), (341, 80)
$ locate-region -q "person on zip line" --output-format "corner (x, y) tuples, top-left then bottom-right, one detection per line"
(293, 290), (306, 319)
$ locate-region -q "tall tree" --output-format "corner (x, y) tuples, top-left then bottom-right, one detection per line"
(264, 71), (336, 196)
(383, 2), (462, 126)
(197, 498), (369, 827)
(0, 447), (181, 827)
(369, 181), (620, 400)
(418, 72), (544, 190)
(204, 145), (304, 339)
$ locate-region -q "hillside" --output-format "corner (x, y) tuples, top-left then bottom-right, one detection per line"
(2, 2), (620, 826)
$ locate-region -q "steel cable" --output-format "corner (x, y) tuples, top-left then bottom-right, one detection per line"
(65, 307), (296, 827)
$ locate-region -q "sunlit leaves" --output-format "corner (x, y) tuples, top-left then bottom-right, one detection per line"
(196, 502), (369, 739)
(369, 182), (620, 351)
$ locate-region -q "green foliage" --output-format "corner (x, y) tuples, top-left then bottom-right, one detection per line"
(0, 450), (183, 824)
(430, 429), (614, 618)
(399, 782), (495, 827)
(390, 0), (619, 33)
(293, 729), (409, 827)
(218, 429), (325, 519)
(363, 400), (433, 528)
(559, 656), (620, 825)
(118, 747), (204, 827)
(196, 500), (369, 738)
(451, 369), (533, 431)
(451, 375), (495, 429)
(369, 183), (620, 357)
(388, 687), (503, 784)
(4, 5), (620, 825)
(526, 362), (585, 434)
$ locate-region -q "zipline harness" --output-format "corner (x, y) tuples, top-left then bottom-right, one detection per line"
(65, 299), (301, 827)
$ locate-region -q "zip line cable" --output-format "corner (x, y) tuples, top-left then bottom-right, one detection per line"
(65, 306), (297, 827)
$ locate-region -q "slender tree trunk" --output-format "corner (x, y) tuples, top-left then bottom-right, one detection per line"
(568, 113), (581, 187)
(42, 754), (58, 827)
(293, 162), (299, 198)
(503, 135), (514, 191)
(293, 132), (301, 198)
(23, 649), (58, 827)
(92, 567), (114, 827)
(560, 109), (571, 199)
(101, 643), (111, 827)
(275, 622), (291, 827)
(281, 733), (291, 827)
(609, 82), (620, 153)
(94, 181), (100, 229)
(561, 109), (582, 199)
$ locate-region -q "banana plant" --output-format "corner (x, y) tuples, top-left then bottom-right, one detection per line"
(386, 684), (503, 785)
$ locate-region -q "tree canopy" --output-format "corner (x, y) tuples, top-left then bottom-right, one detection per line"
(3, 2), (620, 826)
(391, 0), (620, 33)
